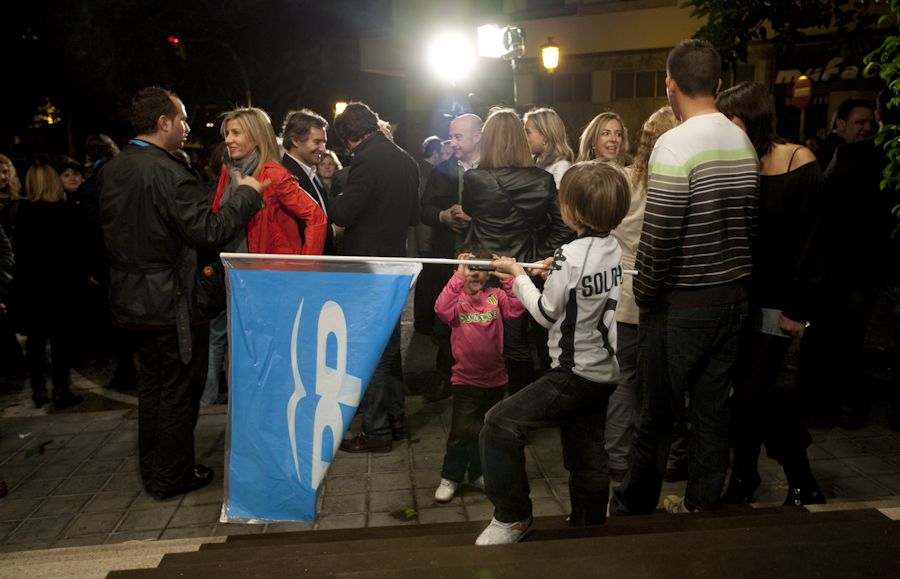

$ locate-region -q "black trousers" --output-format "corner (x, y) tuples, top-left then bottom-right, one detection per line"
(441, 384), (505, 483)
(731, 329), (812, 477)
(133, 324), (209, 494)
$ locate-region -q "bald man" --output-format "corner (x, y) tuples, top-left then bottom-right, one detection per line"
(418, 114), (482, 401)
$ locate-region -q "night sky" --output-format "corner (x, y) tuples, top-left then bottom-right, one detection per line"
(2, 0), (392, 158)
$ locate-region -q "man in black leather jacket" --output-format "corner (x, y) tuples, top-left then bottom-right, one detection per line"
(99, 87), (266, 500)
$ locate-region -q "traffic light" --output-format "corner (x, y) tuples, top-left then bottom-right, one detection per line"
(167, 35), (186, 60)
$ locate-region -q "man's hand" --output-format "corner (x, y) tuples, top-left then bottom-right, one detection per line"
(779, 313), (807, 339)
(440, 204), (472, 233)
(232, 171), (271, 193)
(491, 256), (526, 279)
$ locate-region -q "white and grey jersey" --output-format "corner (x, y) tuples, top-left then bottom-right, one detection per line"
(513, 234), (623, 384)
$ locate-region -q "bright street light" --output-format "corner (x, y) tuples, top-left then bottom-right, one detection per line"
(427, 30), (475, 84)
(542, 37), (560, 73)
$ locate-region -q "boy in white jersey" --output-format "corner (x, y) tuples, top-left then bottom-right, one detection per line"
(475, 161), (630, 546)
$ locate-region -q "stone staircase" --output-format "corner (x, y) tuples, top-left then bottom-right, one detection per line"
(104, 501), (900, 578)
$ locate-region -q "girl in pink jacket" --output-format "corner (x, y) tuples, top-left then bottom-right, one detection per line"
(432, 246), (525, 504)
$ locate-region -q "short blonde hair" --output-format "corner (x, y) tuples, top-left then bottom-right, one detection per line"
(220, 107), (282, 178)
(25, 162), (65, 203)
(559, 161), (630, 236)
(479, 108), (533, 169)
(0, 154), (22, 199)
(576, 112), (629, 164)
(522, 108), (574, 168)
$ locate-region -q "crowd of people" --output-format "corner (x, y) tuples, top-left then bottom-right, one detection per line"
(0, 38), (897, 545)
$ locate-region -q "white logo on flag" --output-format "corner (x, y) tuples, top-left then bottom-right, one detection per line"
(287, 299), (362, 488)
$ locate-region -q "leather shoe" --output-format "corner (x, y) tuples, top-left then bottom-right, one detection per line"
(783, 484), (825, 507)
(340, 433), (391, 453)
(721, 472), (761, 504)
(153, 465), (214, 500)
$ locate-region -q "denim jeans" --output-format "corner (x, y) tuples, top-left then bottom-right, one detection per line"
(480, 369), (616, 525)
(200, 311), (227, 405)
(441, 384), (505, 483)
(606, 322), (637, 471)
(611, 299), (748, 513)
(357, 323), (404, 440)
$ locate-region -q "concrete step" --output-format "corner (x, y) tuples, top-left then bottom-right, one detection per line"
(106, 510), (900, 578)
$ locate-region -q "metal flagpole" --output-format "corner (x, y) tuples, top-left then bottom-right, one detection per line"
(220, 253), (638, 276)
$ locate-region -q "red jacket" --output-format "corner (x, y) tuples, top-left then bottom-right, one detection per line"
(214, 161), (326, 255)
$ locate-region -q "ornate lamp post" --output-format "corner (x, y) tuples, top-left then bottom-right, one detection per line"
(542, 37), (560, 73)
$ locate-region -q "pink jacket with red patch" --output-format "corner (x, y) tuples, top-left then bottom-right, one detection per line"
(434, 272), (525, 387)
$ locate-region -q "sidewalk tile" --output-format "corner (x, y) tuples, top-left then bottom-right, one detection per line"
(5, 515), (69, 543)
(371, 454), (410, 473)
(369, 489), (414, 512)
(265, 521), (315, 533)
(169, 504), (221, 527)
(324, 475), (368, 496)
(844, 456), (900, 476)
(464, 503), (494, 521)
(316, 513), (365, 530)
(66, 511), (126, 537)
(104, 472), (144, 492)
(33, 494), (91, 516)
(52, 534), (109, 548)
(329, 456), (369, 475)
(0, 497), (43, 521)
(369, 472), (412, 492)
(53, 475), (110, 496)
(179, 484), (224, 506)
(532, 497), (565, 517)
(322, 492), (366, 514)
(9, 478), (62, 499)
(83, 491), (138, 513)
(74, 458), (125, 477)
(833, 476), (892, 498)
(27, 461), (82, 480)
(417, 506), (466, 524)
(118, 506), (176, 531)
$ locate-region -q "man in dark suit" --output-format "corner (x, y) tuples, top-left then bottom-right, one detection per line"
(331, 102), (419, 453)
(281, 109), (335, 254)
(800, 90), (898, 429)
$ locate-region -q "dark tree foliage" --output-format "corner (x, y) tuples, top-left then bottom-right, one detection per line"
(683, 0), (881, 72)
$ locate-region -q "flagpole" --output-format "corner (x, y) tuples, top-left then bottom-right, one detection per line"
(220, 253), (638, 276)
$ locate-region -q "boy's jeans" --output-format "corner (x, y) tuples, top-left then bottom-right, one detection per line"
(480, 369), (616, 525)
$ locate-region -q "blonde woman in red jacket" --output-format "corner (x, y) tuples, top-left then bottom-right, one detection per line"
(214, 107), (326, 255)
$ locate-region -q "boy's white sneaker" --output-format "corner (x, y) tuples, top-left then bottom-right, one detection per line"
(470, 475), (485, 491)
(475, 516), (533, 546)
(434, 478), (460, 503)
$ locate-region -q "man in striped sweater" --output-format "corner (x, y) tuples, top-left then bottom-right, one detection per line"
(611, 39), (759, 515)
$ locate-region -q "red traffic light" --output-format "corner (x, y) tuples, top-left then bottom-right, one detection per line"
(167, 35), (181, 46)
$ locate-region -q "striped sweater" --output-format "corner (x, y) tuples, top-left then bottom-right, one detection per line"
(633, 112), (758, 307)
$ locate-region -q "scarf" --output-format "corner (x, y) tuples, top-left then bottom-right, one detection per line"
(219, 150), (259, 253)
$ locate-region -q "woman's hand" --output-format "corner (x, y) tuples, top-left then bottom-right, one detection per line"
(779, 313), (807, 339)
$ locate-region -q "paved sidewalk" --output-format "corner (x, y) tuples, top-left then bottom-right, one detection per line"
(1, 307), (900, 553)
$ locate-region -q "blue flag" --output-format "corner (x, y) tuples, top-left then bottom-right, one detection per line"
(220, 256), (421, 522)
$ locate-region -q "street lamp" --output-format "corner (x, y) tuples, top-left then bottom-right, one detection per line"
(542, 37), (560, 73)
(335, 102), (348, 117)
